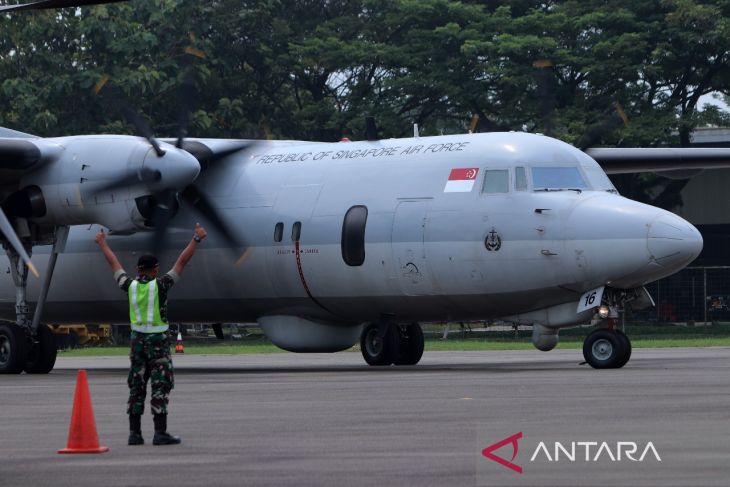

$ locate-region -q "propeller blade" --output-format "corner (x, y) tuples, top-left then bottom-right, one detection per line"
(149, 190), (178, 257)
(365, 116), (378, 141)
(0, 0), (126, 12)
(468, 114), (479, 133)
(178, 140), (255, 170)
(533, 59), (556, 136)
(575, 102), (629, 151)
(0, 208), (38, 278)
(93, 75), (166, 157)
(179, 184), (245, 254)
(175, 38), (207, 149)
(175, 79), (196, 149)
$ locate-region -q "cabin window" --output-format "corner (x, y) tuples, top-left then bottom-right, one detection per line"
(341, 205), (368, 266)
(291, 221), (301, 242)
(481, 169), (509, 193)
(531, 167), (588, 190)
(515, 166), (528, 191)
(274, 222), (284, 242)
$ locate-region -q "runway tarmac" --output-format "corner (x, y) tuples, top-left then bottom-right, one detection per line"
(1, 348), (729, 487)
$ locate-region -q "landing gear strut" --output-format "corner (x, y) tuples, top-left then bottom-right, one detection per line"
(360, 322), (425, 366)
(0, 226), (67, 374)
(582, 328), (632, 369)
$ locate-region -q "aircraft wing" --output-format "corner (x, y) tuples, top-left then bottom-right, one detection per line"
(587, 147), (730, 175)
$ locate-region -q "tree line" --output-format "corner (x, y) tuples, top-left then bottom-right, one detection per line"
(2, 0), (730, 206)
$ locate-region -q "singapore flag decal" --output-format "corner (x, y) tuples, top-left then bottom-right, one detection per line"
(444, 168), (479, 192)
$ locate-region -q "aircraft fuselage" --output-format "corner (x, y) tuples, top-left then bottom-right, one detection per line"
(0, 132), (702, 328)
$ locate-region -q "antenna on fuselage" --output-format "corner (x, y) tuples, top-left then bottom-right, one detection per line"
(365, 116), (379, 141)
(413, 123), (419, 138)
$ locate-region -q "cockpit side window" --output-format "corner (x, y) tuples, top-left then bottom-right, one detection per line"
(531, 167), (588, 190)
(515, 166), (528, 191)
(482, 169), (509, 193)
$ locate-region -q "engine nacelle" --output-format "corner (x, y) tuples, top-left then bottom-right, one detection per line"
(258, 315), (362, 353)
(13, 136), (199, 233)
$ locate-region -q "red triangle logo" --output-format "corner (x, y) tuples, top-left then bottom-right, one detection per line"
(481, 432), (523, 474)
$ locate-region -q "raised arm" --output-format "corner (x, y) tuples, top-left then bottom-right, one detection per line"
(172, 223), (207, 276)
(95, 229), (123, 273)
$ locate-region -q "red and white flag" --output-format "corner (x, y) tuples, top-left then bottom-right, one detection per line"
(444, 167), (479, 193)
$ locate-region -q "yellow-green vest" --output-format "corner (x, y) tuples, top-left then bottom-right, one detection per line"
(128, 279), (168, 333)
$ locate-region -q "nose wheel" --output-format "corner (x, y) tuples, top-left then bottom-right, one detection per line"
(583, 329), (632, 369)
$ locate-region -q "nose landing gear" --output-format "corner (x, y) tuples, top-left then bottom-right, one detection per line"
(582, 328), (632, 369)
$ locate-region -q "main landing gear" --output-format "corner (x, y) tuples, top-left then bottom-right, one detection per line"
(360, 322), (424, 366)
(582, 328), (632, 369)
(0, 227), (67, 375)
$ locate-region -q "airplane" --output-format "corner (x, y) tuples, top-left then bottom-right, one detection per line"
(2, 0), (730, 375)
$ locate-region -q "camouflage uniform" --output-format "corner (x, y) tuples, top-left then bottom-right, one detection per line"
(127, 331), (174, 415)
(115, 270), (177, 416)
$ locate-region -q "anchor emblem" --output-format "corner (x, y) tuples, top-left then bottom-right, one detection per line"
(485, 228), (502, 251)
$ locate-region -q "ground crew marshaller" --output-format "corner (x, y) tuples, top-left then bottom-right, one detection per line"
(95, 223), (207, 445)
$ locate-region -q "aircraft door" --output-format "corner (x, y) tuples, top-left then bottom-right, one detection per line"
(267, 185), (323, 302)
(391, 200), (434, 296)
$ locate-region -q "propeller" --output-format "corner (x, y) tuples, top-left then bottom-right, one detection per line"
(0, 208), (38, 277)
(574, 102), (629, 151)
(0, 0), (126, 12)
(91, 44), (254, 260)
(531, 59), (629, 151)
(93, 75), (166, 157)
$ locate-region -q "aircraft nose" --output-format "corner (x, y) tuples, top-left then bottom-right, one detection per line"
(567, 195), (703, 289)
(647, 213), (703, 268)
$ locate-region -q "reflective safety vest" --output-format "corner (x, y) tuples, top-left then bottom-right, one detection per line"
(128, 279), (168, 333)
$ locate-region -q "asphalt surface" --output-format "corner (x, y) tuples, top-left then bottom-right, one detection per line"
(1, 348), (729, 487)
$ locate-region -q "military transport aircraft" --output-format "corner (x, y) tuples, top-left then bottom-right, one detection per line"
(1, 0), (729, 375)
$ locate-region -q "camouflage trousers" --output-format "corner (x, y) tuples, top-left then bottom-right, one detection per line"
(127, 331), (174, 416)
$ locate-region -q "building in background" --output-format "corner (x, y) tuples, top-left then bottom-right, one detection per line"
(640, 127), (730, 324)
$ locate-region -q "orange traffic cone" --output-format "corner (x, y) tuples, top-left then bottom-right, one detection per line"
(175, 332), (184, 354)
(58, 370), (109, 454)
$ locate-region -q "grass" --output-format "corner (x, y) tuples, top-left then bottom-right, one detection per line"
(59, 325), (730, 357)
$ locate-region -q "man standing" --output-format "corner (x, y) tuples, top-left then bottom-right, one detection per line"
(96, 223), (207, 445)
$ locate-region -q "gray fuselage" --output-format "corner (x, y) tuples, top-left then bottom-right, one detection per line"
(0, 132), (702, 327)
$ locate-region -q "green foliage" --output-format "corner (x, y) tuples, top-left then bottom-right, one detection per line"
(1, 0), (729, 162)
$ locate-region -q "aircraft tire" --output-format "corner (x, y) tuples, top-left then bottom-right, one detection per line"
(360, 322), (399, 366)
(582, 329), (624, 369)
(0, 323), (29, 374)
(394, 323), (424, 365)
(614, 330), (632, 368)
(25, 324), (58, 374)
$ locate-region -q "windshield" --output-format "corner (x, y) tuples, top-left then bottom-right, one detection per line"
(531, 166), (589, 190)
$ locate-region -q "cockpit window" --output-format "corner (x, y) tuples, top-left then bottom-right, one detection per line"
(531, 167), (588, 190)
(515, 166), (528, 191)
(482, 169), (509, 193)
(582, 164), (617, 192)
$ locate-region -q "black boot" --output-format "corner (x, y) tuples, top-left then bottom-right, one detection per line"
(152, 414), (181, 445)
(128, 414), (144, 445)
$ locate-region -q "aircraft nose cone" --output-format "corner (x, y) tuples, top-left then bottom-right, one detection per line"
(647, 213), (703, 268)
